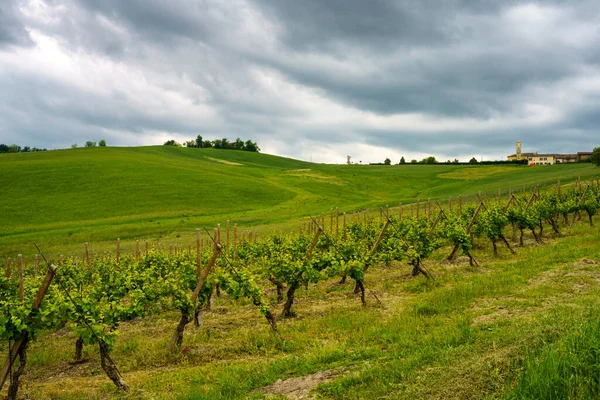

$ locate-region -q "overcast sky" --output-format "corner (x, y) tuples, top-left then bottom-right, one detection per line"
(1, 1), (599, 163)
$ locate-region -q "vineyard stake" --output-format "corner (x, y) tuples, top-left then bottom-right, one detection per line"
(0, 257), (57, 392)
(226, 220), (230, 248)
(85, 242), (90, 272)
(196, 229), (201, 273)
(116, 238), (120, 265)
(336, 207), (339, 238)
(18, 254), (23, 302)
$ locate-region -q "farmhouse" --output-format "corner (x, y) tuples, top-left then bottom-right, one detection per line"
(507, 141), (588, 166)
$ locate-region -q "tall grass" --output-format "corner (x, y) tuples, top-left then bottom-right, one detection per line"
(506, 310), (600, 399)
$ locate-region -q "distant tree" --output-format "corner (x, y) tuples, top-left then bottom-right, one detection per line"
(212, 139), (222, 149)
(384, 158), (391, 165)
(235, 137), (245, 150)
(419, 156), (437, 164)
(202, 140), (213, 148)
(469, 157), (478, 164)
(98, 139), (106, 147)
(71, 143), (78, 148)
(0, 144), (8, 153)
(220, 138), (230, 148)
(591, 147), (600, 166)
(22, 146), (30, 152)
(453, 159), (459, 163)
(8, 144), (20, 153)
(85, 141), (96, 148)
(185, 140), (196, 148)
(195, 135), (203, 148)
(400, 156), (406, 164)
(243, 140), (260, 152)
(410, 159), (417, 164)
(163, 140), (181, 146)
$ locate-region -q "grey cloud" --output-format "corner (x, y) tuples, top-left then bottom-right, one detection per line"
(1, 0), (600, 161)
(0, 2), (33, 48)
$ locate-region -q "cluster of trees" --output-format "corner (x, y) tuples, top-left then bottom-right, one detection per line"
(72, 140), (107, 148)
(0, 144), (47, 153)
(164, 136), (260, 152)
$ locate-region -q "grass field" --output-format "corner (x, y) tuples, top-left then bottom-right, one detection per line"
(1, 146), (598, 260)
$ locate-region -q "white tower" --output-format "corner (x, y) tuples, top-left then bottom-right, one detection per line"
(516, 141), (522, 160)
(347, 155), (351, 165)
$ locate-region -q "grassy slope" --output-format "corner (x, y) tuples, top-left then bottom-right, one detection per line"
(1, 146), (598, 259)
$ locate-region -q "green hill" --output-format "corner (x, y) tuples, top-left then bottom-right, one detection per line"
(0, 146), (598, 257)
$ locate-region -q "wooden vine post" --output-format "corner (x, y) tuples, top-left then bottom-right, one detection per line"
(18, 255), (23, 302)
(0, 263), (58, 392)
(170, 229), (222, 353)
(116, 238), (120, 265)
(34, 254), (39, 279)
(4, 257), (10, 278)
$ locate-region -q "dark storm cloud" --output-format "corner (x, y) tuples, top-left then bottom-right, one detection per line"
(0, 2), (33, 48)
(1, 0), (600, 161)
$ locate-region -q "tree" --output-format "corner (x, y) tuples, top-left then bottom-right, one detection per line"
(99, 140), (107, 147)
(235, 137), (245, 150)
(163, 140), (181, 146)
(202, 140), (213, 148)
(243, 140), (260, 152)
(8, 144), (20, 153)
(410, 159), (417, 164)
(0, 144), (8, 153)
(184, 140), (196, 148)
(419, 156), (437, 164)
(384, 158), (391, 165)
(195, 135), (203, 148)
(71, 143), (78, 148)
(85, 141), (96, 148)
(22, 146), (30, 152)
(400, 156), (406, 164)
(591, 147), (600, 166)
(469, 157), (478, 164)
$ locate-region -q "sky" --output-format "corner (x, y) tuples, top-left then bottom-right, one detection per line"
(1, 0), (599, 164)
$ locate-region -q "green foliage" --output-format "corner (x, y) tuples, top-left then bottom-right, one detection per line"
(163, 140), (181, 146)
(591, 147), (600, 166)
(98, 140), (107, 147)
(469, 157), (478, 164)
(400, 156), (406, 164)
(384, 158), (391, 165)
(85, 141), (96, 148)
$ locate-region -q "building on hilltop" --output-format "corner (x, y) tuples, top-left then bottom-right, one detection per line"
(507, 141), (538, 161)
(507, 141), (587, 166)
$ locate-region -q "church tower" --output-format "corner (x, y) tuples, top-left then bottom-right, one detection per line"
(516, 141), (522, 160)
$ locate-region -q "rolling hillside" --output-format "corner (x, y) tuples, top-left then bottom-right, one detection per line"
(0, 146), (598, 257)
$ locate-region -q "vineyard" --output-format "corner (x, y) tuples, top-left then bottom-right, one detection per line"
(2, 178), (600, 399)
